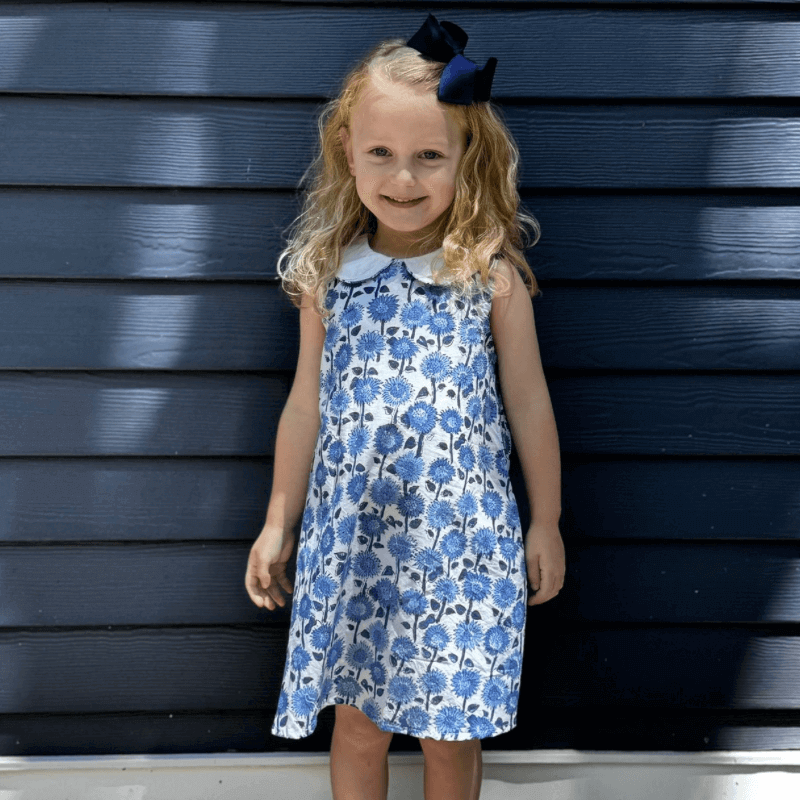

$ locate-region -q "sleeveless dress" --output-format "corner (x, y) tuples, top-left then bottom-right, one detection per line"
(271, 233), (528, 741)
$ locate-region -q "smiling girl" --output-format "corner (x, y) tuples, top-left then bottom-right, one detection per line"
(245, 14), (564, 800)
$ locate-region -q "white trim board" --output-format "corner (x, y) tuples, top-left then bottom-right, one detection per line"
(3, 751), (800, 800)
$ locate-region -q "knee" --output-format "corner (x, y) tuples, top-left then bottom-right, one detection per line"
(334, 704), (393, 754)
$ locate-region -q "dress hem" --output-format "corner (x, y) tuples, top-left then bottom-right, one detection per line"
(272, 699), (518, 742)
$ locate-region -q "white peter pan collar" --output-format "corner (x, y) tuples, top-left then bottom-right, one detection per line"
(337, 233), (445, 285)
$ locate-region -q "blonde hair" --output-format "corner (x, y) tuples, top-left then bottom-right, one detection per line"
(276, 37), (541, 318)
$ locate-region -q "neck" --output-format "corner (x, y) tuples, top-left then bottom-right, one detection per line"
(368, 233), (441, 260)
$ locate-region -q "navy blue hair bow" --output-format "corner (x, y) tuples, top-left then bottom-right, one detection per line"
(406, 13), (497, 106)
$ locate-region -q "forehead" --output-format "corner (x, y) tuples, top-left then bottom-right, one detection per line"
(350, 75), (463, 147)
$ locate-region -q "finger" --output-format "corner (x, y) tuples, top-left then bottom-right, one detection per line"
(547, 572), (562, 600)
(245, 563), (260, 587)
(528, 556), (541, 591)
(267, 584), (287, 608)
(258, 571), (272, 590)
(543, 563), (560, 586)
(541, 568), (556, 595)
(245, 570), (276, 608)
(528, 580), (558, 605)
(259, 585), (276, 610)
(244, 581), (265, 608)
(529, 587), (550, 605)
(277, 572), (294, 595)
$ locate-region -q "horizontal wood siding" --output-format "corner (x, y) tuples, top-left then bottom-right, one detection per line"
(5, 627), (800, 713)
(4, 191), (800, 280)
(2, 7), (800, 97)
(3, 542), (800, 627)
(0, 284), (800, 370)
(0, 1), (798, 755)
(4, 99), (800, 187)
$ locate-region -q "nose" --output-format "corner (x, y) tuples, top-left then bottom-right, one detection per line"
(392, 159), (417, 186)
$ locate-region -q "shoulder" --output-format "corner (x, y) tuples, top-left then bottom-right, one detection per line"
(488, 254), (523, 304)
(298, 290), (327, 338)
(489, 253), (514, 279)
(489, 254), (535, 342)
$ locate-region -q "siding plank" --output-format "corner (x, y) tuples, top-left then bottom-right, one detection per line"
(0, 458), (794, 544)
(0, 542), (292, 627)
(549, 376), (800, 455)
(2, 541), (800, 626)
(532, 628), (800, 709)
(3, 627), (800, 713)
(1, 7), (799, 98)
(562, 543), (800, 623)
(4, 708), (800, 755)
(0, 460), (274, 543)
(7, 708), (800, 755)
(2, 284), (800, 370)
(0, 627), (289, 713)
(0, 375), (797, 455)
(533, 287), (800, 370)
(0, 189), (296, 280)
(3, 99), (800, 188)
(0, 283), (298, 370)
(529, 195), (800, 282)
(500, 708), (800, 751)
(3, 191), (800, 282)
(0, 710), (334, 756)
(0, 373), (289, 456)
(563, 459), (800, 541)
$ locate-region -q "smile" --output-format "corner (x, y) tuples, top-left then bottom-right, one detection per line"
(383, 195), (425, 206)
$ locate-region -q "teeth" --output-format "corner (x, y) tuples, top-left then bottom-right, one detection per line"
(388, 196), (418, 203)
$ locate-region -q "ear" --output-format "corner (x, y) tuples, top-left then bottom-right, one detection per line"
(339, 126), (355, 176)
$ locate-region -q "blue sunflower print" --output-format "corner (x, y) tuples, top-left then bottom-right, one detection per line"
(271, 252), (527, 741)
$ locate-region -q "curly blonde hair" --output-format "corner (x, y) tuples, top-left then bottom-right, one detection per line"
(276, 36), (541, 318)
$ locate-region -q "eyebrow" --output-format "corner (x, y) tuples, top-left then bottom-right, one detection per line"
(363, 140), (451, 148)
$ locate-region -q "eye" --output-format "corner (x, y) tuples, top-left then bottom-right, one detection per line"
(368, 148), (443, 160)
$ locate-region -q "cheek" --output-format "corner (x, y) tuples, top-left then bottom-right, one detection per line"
(362, 176), (380, 192)
(356, 175), (380, 203)
(435, 173), (458, 203)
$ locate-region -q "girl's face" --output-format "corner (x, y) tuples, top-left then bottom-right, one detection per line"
(339, 76), (466, 258)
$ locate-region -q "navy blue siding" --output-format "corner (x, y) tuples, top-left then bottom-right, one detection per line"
(0, 2), (798, 756)
(2, 7), (800, 98)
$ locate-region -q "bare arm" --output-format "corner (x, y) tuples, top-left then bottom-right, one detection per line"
(245, 295), (326, 609)
(263, 300), (326, 534)
(490, 259), (565, 604)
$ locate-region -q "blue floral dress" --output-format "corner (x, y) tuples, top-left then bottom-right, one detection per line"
(271, 233), (527, 742)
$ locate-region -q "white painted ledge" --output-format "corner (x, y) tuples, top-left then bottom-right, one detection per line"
(3, 750), (800, 799)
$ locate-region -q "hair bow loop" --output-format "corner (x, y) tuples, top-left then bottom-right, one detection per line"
(406, 13), (497, 106)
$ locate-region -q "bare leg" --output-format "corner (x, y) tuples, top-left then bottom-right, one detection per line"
(418, 737), (482, 800)
(330, 704), (393, 800)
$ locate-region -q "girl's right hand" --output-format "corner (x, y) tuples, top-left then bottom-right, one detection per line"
(244, 526), (296, 610)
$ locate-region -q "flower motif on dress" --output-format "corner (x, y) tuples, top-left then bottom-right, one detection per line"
(272, 255), (526, 742)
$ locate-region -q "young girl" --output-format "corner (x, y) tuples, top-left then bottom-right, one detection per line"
(245, 14), (565, 800)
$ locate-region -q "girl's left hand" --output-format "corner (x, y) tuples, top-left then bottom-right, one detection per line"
(525, 521), (565, 605)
